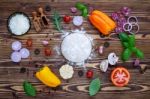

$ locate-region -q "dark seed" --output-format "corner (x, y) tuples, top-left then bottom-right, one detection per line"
(100, 34), (105, 38)
(139, 65), (147, 74)
(133, 59), (140, 67)
(35, 64), (39, 68)
(45, 5), (51, 12)
(34, 49), (40, 55)
(103, 42), (110, 48)
(78, 70), (84, 77)
(20, 67), (26, 73)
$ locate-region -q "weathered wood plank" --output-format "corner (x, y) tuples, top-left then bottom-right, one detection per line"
(0, 0), (150, 99)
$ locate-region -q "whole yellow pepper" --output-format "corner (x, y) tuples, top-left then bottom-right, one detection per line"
(35, 65), (61, 87)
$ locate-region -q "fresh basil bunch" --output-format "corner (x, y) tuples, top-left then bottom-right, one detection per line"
(119, 33), (144, 61)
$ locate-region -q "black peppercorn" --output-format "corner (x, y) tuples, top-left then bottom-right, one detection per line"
(34, 48), (40, 55)
(100, 34), (105, 38)
(45, 5), (51, 12)
(20, 67), (26, 73)
(103, 42), (110, 48)
(78, 70), (84, 77)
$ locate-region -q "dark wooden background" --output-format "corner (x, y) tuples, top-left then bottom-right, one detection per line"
(0, 0), (150, 99)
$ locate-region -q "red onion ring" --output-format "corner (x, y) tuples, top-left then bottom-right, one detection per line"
(127, 16), (138, 24)
(123, 22), (132, 32)
(129, 22), (139, 34)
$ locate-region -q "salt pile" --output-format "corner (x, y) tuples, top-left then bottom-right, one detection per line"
(8, 13), (30, 35)
(61, 32), (92, 63)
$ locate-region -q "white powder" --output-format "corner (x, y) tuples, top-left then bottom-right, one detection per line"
(9, 14), (30, 35)
(61, 32), (92, 63)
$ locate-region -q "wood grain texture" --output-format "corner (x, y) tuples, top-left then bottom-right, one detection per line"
(0, 0), (150, 99)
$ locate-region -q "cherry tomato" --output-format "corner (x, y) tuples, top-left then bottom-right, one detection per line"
(63, 15), (71, 23)
(111, 67), (130, 87)
(26, 39), (32, 48)
(44, 47), (51, 56)
(86, 70), (93, 78)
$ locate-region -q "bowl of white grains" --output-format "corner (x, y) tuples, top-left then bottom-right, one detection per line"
(7, 12), (31, 36)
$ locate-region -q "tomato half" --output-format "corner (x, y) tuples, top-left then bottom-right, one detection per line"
(111, 67), (130, 87)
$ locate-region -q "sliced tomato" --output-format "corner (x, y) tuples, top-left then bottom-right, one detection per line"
(111, 67), (130, 87)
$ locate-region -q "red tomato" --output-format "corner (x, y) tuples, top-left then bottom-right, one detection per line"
(86, 70), (93, 78)
(63, 15), (71, 23)
(26, 39), (32, 48)
(111, 67), (130, 87)
(44, 47), (51, 56)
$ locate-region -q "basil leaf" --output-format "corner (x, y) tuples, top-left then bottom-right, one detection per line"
(122, 48), (132, 61)
(128, 35), (135, 47)
(89, 78), (101, 96)
(119, 33), (129, 42)
(23, 81), (36, 97)
(135, 49), (144, 59)
(122, 42), (129, 48)
(130, 47), (138, 53)
(82, 8), (88, 18)
(75, 2), (86, 10)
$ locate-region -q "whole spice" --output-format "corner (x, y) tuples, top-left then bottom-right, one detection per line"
(44, 47), (51, 56)
(103, 42), (110, 48)
(98, 46), (104, 54)
(63, 15), (72, 23)
(35, 65), (61, 87)
(20, 67), (26, 73)
(45, 5), (51, 12)
(133, 59), (140, 67)
(86, 70), (93, 78)
(34, 49), (40, 55)
(89, 10), (116, 35)
(70, 7), (77, 13)
(78, 70), (84, 77)
(139, 65), (147, 74)
(23, 81), (36, 96)
(26, 38), (32, 48)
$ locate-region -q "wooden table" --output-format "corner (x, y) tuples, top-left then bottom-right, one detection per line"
(0, 0), (150, 99)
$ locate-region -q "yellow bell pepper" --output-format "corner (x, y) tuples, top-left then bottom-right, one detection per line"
(35, 65), (61, 87)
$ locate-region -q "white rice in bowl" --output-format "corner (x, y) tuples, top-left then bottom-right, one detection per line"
(8, 12), (30, 35)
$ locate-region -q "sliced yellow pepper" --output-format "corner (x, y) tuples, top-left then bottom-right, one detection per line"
(35, 65), (61, 87)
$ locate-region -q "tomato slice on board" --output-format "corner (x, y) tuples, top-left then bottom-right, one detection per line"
(111, 67), (130, 87)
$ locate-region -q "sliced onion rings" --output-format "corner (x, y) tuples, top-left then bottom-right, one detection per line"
(127, 16), (138, 24)
(123, 22), (132, 32)
(123, 16), (139, 34)
(129, 22), (139, 34)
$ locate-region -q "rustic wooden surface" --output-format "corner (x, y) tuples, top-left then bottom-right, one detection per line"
(0, 0), (150, 99)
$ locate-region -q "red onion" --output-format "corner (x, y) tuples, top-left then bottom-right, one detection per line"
(115, 27), (123, 33)
(134, 59), (140, 66)
(120, 7), (131, 16)
(70, 7), (77, 13)
(111, 12), (119, 21)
